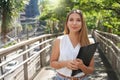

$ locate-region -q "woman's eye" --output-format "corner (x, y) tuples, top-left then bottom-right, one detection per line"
(69, 18), (73, 21)
(77, 19), (81, 22)
(69, 18), (81, 22)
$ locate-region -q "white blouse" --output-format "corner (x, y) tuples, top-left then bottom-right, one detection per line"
(56, 35), (84, 77)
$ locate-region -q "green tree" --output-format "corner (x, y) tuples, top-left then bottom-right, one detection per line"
(39, 0), (120, 35)
(0, 0), (29, 43)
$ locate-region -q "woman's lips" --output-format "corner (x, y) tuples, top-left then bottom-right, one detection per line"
(71, 27), (78, 29)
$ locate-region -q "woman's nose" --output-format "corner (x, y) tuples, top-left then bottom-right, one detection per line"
(73, 21), (77, 24)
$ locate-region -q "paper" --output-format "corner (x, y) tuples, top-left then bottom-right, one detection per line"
(71, 42), (99, 76)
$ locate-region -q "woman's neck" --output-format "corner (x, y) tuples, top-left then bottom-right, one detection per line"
(69, 32), (79, 39)
(68, 33), (79, 48)
(68, 33), (79, 42)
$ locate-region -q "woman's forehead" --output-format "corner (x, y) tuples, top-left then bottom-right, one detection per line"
(69, 13), (81, 19)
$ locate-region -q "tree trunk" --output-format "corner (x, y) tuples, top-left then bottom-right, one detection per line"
(1, 9), (8, 43)
(108, 28), (112, 33)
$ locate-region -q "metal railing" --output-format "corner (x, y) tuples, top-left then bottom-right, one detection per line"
(0, 33), (62, 80)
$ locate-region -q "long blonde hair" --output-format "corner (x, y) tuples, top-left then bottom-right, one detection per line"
(64, 10), (90, 47)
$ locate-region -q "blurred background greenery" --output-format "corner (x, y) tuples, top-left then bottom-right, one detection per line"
(39, 0), (120, 35)
(0, 0), (120, 44)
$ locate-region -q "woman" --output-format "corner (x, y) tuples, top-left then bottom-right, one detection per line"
(50, 9), (94, 80)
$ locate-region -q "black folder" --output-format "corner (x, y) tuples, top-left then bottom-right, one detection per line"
(71, 42), (99, 76)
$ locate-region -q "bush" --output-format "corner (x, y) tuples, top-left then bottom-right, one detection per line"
(4, 41), (17, 48)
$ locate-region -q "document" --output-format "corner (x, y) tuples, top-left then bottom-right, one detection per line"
(71, 42), (99, 76)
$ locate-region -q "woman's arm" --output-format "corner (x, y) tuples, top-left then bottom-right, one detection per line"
(50, 39), (79, 70)
(76, 57), (94, 74)
(75, 41), (95, 74)
(81, 41), (95, 74)
(50, 39), (67, 69)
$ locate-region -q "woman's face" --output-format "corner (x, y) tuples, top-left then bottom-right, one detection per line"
(67, 13), (82, 33)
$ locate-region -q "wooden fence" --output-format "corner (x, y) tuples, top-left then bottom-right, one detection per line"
(92, 30), (120, 79)
(0, 33), (62, 80)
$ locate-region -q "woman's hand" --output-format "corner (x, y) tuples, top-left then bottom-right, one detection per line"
(66, 59), (81, 70)
(75, 58), (95, 74)
(75, 59), (85, 69)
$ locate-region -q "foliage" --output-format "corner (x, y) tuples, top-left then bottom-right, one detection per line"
(39, 0), (120, 35)
(0, 0), (29, 43)
(3, 41), (17, 48)
(117, 43), (120, 48)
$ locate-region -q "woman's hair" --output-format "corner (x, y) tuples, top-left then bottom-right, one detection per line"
(64, 9), (90, 46)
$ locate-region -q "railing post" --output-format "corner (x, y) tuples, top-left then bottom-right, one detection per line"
(39, 37), (46, 67)
(23, 46), (28, 80)
(0, 58), (4, 80)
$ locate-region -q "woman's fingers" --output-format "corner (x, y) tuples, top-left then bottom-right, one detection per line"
(66, 60), (79, 70)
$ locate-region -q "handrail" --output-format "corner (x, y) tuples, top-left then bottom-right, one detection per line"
(0, 34), (53, 57)
(0, 39), (53, 67)
(95, 30), (120, 45)
(0, 44), (51, 79)
(94, 31), (120, 60)
(0, 33), (62, 80)
(93, 30), (120, 79)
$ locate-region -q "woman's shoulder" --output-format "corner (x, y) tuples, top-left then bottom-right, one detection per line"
(53, 35), (67, 44)
(57, 34), (67, 40)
